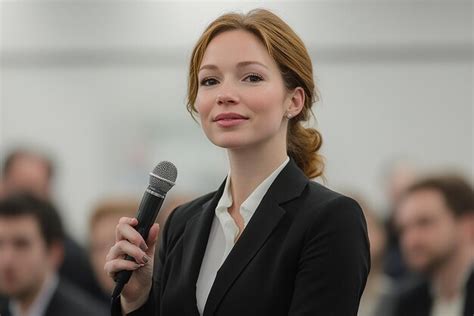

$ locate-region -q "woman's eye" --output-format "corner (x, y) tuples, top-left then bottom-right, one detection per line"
(200, 77), (219, 86)
(244, 73), (264, 83)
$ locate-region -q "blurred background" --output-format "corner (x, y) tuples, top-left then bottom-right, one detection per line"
(0, 1), (472, 315)
(1, 0), (472, 242)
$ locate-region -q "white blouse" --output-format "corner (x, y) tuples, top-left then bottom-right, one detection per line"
(196, 157), (289, 315)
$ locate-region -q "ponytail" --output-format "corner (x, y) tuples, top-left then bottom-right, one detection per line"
(287, 122), (324, 179)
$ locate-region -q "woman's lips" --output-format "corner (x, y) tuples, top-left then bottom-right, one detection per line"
(214, 113), (249, 127)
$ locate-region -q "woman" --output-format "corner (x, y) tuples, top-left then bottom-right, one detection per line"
(105, 8), (370, 316)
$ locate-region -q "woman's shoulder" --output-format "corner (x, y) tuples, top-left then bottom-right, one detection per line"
(304, 181), (360, 209)
(298, 181), (365, 227)
(296, 181), (369, 259)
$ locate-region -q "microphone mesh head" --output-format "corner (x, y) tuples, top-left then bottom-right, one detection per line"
(149, 161), (177, 193)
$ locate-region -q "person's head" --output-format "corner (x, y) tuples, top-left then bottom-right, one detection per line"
(187, 9), (324, 178)
(0, 193), (64, 300)
(88, 198), (138, 294)
(395, 175), (474, 276)
(1, 148), (55, 199)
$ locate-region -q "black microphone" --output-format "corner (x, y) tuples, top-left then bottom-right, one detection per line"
(111, 161), (178, 299)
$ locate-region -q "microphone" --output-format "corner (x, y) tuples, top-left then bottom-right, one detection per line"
(111, 161), (178, 299)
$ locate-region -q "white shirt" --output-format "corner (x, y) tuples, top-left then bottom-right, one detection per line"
(196, 157), (290, 315)
(430, 265), (473, 316)
(10, 273), (59, 316)
(430, 295), (464, 316)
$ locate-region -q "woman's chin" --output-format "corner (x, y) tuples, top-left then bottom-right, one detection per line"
(209, 137), (251, 150)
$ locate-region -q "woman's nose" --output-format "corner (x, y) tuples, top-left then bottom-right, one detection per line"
(216, 84), (239, 105)
(216, 94), (238, 105)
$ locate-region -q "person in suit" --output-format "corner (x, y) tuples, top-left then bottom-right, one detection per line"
(393, 175), (474, 316)
(105, 8), (370, 316)
(0, 193), (108, 316)
(1, 147), (105, 299)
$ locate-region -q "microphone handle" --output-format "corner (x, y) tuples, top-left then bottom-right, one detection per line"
(111, 187), (165, 298)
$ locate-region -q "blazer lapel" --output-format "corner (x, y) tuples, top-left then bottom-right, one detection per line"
(180, 179), (226, 314)
(203, 159), (309, 316)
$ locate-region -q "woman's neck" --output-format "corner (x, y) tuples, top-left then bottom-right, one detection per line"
(227, 137), (287, 208)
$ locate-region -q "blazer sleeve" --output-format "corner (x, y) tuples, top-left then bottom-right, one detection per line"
(288, 195), (371, 316)
(111, 207), (178, 316)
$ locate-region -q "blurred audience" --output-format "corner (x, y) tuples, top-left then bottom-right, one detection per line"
(1, 148), (54, 199)
(5, 146), (472, 316)
(382, 160), (418, 280)
(1, 148), (104, 299)
(0, 193), (107, 316)
(88, 194), (193, 303)
(88, 198), (138, 303)
(393, 175), (473, 316)
(347, 194), (396, 316)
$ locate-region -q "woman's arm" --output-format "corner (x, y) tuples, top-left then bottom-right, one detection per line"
(289, 195), (371, 315)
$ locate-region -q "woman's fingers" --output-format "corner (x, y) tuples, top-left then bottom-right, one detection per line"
(118, 216), (138, 225)
(106, 240), (151, 264)
(116, 221), (148, 251)
(106, 218), (158, 279)
(144, 223), (160, 256)
(104, 258), (144, 278)
(115, 216), (138, 240)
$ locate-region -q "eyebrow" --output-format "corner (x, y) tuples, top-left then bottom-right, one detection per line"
(199, 61), (269, 72)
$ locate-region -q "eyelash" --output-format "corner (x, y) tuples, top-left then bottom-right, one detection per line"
(199, 73), (264, 86)
(200, 77), (219, 86)
(244, 73), (264, 82)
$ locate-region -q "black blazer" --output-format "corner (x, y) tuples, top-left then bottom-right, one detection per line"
(113, 159), (370, 316)
(0, 278), (108, 316)
(394, 269), (474, 316)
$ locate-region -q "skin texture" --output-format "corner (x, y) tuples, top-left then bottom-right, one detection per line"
(195, 29), (293, 151)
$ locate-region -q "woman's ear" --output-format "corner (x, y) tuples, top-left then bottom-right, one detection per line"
(286, 87), (305, 118)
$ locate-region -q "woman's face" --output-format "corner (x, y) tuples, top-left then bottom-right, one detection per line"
(195, 30), (293, 150)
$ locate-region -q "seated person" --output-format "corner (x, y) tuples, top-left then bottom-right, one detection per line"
(1, 147), (103, 298)
(393, 175), (473, 316)
(0, 193), (107, 316)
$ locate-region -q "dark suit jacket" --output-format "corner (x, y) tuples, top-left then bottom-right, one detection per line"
(113, 159), (370, 316)
(394, 269), (474, 316)
(1, 278), (108, 316)
(60, 235), (105, 299)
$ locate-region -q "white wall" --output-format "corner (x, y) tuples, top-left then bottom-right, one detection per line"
(1, 0), (472, 243)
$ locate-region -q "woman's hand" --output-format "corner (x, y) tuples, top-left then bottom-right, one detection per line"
(104, 217), (160, 313)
